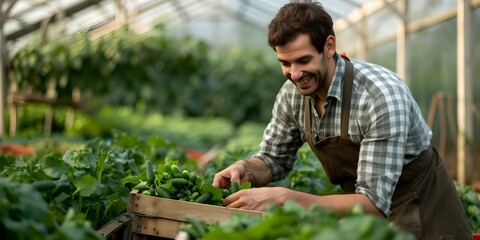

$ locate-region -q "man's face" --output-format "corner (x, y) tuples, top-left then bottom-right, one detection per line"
(275, 34), (328, 96)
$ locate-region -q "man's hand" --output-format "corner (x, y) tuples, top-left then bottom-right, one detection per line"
(223, 187), (384, 217)
(212, 157), (272, 189)
(212, 160), (249, 189)
(223, 187), (288, 211)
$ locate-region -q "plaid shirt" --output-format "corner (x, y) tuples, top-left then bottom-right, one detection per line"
(253, 54), (432, 216)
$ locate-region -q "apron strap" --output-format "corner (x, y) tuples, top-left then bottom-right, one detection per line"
(341, 60), (354, 136)
(305, 96), (313, 143)
(304, 57), (354, 143)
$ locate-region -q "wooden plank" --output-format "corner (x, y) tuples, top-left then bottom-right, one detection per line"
(127, 190), (263, 239)
(128, 191), (262, 223)
(96, 212), (133, 240)
(133, 215), (185, 239)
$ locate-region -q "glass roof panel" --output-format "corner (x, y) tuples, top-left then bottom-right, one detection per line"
(8, 0), (436, 53)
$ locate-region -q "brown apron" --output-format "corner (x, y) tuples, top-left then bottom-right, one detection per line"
(304, 59), (472, 239)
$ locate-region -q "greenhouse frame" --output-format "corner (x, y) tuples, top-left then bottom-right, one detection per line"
(0, 0), (479, 239)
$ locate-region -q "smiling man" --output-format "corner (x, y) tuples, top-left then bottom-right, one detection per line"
(212, 1), (471, 239)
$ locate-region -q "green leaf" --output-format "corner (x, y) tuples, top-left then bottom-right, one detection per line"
(63, 150), (97, 169)
(238, 182), (251, 190)
(72, 174), (98, 197)
(121, 175), (141, 185)
(200, 184), (222, 201)
(43, 154), (70, 178)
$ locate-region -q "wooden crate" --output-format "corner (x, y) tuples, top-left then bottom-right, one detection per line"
(127, 190), (262, 239)
(96, 211), (133, 240)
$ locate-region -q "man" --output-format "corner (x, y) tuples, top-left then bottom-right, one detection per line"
(212, 1), (472, 239)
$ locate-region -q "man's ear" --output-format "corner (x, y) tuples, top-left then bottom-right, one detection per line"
(324, 35), (336, 58)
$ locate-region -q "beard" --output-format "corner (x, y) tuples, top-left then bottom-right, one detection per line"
(293, 65), (328, 97)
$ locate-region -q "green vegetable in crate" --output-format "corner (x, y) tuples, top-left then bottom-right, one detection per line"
(222, 189), (231, 198)
(195, 192), (213, 203)
(171, 164), (181, 174)
(190, 191), (200, 200)
(182, 170), (191, 179)
(156, 186), (172, 199)
(136, 159), (252, 206)
(162, 172), (171, 181)
(164, 163), (172, 174)
(230, 180), (239, 193)
(170, 178), (190, 185)
(189, 173), (197, 183)
(145, 160), (155, 185)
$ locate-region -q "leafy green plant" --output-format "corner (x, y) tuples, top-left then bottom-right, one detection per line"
(123, 158), (251, 206)
(0, 178), (102, 240)
(0, 131), (192, 229)
(456, 182), (480, 233)
(181, 200), (415, 240)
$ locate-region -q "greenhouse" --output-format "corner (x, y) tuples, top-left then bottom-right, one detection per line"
(0, 0), (479, 239)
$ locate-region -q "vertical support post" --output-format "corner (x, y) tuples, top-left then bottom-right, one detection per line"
(456, 0), (473, 185)
(0, 28), (5, 137)
(356, 14), (367, 61)
(396, 0), (409, 84)
(0, 0), (18, 137)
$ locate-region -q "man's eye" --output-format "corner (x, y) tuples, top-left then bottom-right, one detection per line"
(298, 59), (310, 64)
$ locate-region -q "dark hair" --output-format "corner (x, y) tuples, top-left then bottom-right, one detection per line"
(268, 0), (335, 53)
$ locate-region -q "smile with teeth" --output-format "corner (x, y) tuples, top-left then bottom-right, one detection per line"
(299, 74), (312, 84)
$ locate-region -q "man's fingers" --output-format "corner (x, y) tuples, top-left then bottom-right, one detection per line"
(212, 179), (220, 188)
(223, 192), (242, 207)
(229, 171), (241, 184)
(213, 174), (229, 188)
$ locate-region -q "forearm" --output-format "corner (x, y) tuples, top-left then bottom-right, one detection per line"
(285, 189), (384, 217)
(242, 157), (272, 187)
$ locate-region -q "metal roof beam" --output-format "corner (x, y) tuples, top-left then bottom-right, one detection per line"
(335, 0), (397, 32)
(382, 0), (407, 21)
(6, 0), (104, 41)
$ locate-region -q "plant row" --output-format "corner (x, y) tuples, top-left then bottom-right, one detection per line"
(1, 131), (479, 239)
(9, 24), (285, 125)
(0, 131), (191, 234)
(179, 200), (416, 240)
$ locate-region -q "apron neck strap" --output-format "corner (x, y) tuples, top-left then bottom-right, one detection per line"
(341, 59), (354, 136)
(304, 56), (354, 139)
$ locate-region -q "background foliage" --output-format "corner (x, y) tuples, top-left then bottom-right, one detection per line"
(10, 24), (285, 126)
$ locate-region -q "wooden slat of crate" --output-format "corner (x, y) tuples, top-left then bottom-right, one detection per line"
(128, 190), (262, 239)
(131, 215), (185, 239)
(96, 212), (133, 240)
(128, 191), (262, 222)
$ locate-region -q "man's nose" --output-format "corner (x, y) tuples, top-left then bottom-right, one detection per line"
(290, 65), (303, 81)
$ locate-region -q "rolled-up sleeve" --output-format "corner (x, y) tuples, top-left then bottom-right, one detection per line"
(355, 79), (411, 217)
(252, 81), (305, 181)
